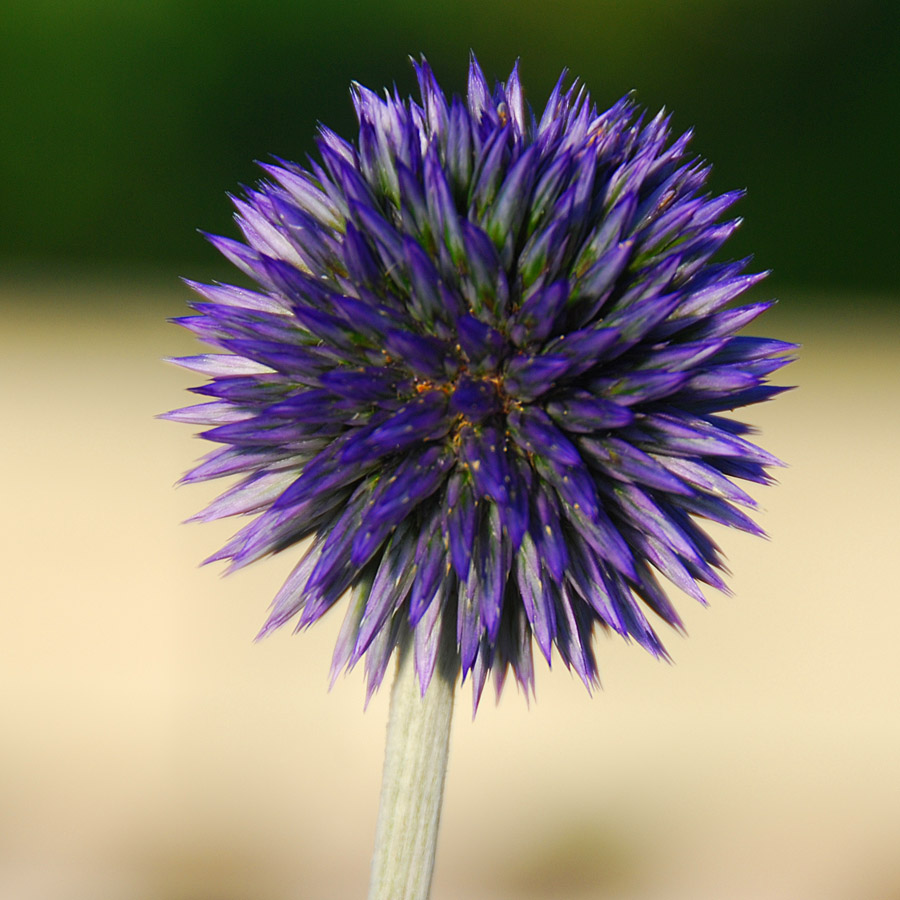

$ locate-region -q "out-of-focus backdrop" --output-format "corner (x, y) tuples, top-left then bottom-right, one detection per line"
(4, 0), (900, 292)
(2, 2), (898, 899)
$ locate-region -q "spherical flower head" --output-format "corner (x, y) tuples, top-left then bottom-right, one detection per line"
(166, 55), (794, 710)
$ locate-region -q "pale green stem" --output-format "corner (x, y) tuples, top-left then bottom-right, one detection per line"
(367, 635), (456, 900)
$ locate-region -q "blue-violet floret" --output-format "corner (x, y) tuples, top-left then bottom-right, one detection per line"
(166, 55), (794, 709)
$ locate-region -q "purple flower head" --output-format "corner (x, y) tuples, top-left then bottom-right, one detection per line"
(166, 55), (793, 710)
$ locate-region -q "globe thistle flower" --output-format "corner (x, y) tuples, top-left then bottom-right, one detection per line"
(167, 55), (793, 710)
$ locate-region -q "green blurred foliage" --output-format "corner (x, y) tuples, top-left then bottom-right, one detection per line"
(1, 0), (897, 293)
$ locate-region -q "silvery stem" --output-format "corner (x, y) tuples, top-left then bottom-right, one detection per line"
(367, 635), (456, 900)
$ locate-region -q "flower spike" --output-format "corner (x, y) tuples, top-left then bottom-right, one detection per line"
(169, 56), (792, 709)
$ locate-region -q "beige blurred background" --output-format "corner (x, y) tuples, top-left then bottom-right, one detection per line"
(2, 276), (898, 900)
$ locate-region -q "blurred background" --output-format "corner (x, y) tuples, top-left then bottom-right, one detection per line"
(3, 0), (900, 291)
(2, 1), (899, 898)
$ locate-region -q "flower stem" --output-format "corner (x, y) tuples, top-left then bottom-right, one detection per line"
(367, 633), (456, 900)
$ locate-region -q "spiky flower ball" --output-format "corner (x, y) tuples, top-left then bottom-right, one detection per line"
(167, 56), (793, 708)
